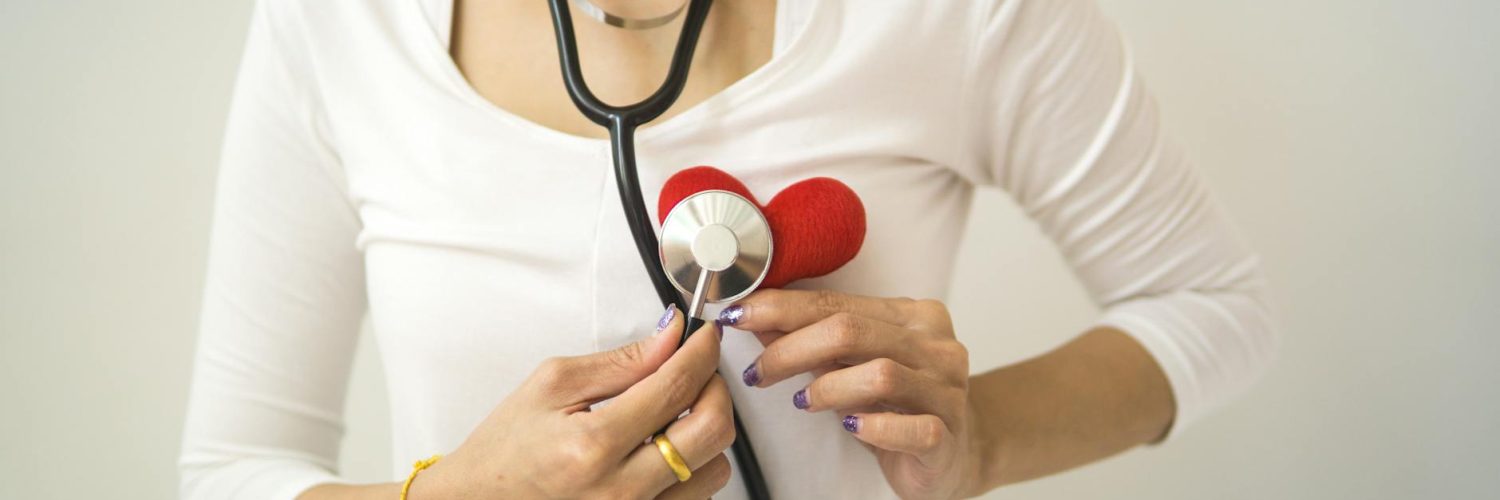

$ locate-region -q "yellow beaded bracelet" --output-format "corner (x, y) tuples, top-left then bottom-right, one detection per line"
(400, 454), (442, 500)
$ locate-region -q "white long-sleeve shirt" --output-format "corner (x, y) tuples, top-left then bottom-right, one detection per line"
(179, 0), (1277, 498)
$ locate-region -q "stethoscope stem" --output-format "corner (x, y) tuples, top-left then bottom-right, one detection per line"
(687, 268), (714, 326)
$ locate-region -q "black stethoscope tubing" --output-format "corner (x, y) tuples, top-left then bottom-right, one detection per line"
(543, 1), (772, 498)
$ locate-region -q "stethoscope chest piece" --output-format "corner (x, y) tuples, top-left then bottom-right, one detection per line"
(659, 190), (773, 313)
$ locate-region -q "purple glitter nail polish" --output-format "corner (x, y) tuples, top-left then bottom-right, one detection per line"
(719, 305), (745, 326)
(742, 362), (761, 386)
(656, 306), (676, 332)
(793, 389), (810, 410)
(714, 319), (724, 340)
(842, 415), (860, 433)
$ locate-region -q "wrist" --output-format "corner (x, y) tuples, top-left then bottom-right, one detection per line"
(404, 456), (459, 499)
(960, 376), (1025, 497)
(958, 399), (992, 498)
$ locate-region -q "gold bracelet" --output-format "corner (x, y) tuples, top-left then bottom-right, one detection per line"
(400, 454), (442, 500)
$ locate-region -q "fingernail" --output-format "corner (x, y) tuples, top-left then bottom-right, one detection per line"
(742, 360), (761, 386)
(842, 415), (860, 433)
(714, 319), (724, 341)
(656, 306), (676, 333)
(719, 305), (745, 326)
(792, 388), (810, 410)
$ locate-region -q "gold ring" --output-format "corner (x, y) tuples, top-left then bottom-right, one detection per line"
(653, 433), (692, 482)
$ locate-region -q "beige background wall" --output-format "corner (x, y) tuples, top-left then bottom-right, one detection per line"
(2, 0), (1497, 498)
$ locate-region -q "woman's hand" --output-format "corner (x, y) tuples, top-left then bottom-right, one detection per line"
(720, 290), (978, 500)
(409, 306), (734, 500)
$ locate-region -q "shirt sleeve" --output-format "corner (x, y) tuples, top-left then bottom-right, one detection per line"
(963, 0), (1279, 438)
(178, 0), (366, 497)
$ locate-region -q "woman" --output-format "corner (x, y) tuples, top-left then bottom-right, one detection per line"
(179, 0), (1277, 498)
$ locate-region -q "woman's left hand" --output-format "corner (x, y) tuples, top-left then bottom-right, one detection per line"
(720, 289), (977, 500)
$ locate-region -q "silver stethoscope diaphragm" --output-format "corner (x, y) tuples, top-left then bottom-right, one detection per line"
(659, 190), (773, 321)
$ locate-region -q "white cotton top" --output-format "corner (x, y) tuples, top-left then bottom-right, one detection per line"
(179, 0), (1278, 498)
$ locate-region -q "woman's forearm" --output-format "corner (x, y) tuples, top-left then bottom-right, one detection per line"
(298, 483), (402, 500)
(964, 326), (1175, 494)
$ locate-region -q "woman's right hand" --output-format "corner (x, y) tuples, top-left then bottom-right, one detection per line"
(408, 306), (735, 499)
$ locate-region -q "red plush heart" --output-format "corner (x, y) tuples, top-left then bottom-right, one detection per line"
(658, 166), (866, 289)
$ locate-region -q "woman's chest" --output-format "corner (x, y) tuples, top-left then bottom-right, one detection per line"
(310, 0), (982, 363)
(350, 131), (979, 417)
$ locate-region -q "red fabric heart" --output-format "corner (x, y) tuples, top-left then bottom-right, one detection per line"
(658, 166), (866, 289)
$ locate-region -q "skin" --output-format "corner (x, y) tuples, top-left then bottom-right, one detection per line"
(302, 0), (1175, 498)
(724, 289), (1174, 498)
(303, 309), (733, 499)
(448, 0), (773, 139)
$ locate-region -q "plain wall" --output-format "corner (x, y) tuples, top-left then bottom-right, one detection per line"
(2, 0), (1496, 498)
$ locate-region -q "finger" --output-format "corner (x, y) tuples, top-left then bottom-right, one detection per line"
(798, 359), (960, 422)
(718, 289), (919, 333)
(744, 313), (918, 387)
(655, 453), (732, 500)
(601, 320), (723, 446)
(842, 412), (953, 463)
(531, 305), (683, 408)
(748, 330), (784, 348)
(620, 375), (736, 494)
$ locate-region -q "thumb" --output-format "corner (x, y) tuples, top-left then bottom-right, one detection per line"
(548, 305), (683, 406)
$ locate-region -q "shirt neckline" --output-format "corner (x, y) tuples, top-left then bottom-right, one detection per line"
(409, 0), (824, 149)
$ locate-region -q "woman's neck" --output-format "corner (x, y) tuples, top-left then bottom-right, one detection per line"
(449, 0), (775, 138)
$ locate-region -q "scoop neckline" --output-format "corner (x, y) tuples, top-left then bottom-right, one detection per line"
(410, 0), (824, 149)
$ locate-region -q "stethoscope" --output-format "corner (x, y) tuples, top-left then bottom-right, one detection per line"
(543, 0), (773, 498)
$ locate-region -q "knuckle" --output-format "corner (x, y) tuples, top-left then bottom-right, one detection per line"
(949, 343), (971, 373)
(574, 417), (606, 441)
(889, 296), (917, 317)
(926, 340), (970, 380)
(828, 313), (861, 348)
(557, 434), (609, 476)
(533, 357), (571, 386)
(662, 371), (701, 408)
(916, 298), (947, 314)
(950, 341), (970, 361)
(605, 341), (645, 375)
(916, 416), (945, 451)
(917, 299), (953, 325)
(700, 405), (734, 437)
(702, 410), (737, 451)
(935, 341), (969, 365)
(868, 358), (902, 396)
